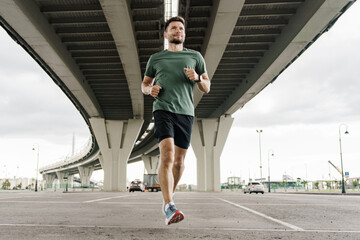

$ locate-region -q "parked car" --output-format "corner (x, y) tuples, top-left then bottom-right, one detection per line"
(244, 182), (265, 194)
(129, 180), (145, 192)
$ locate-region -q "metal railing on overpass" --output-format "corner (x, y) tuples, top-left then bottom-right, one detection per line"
(39, 136), (98, 173)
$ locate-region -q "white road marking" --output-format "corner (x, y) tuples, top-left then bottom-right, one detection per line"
(221, 203), (354, 206)
(98, 202), (218, 205)
(0, 199), (243, 205)
(217, 198), (304, 231)
(0, 223), (359, 234)
(0, 196), (39, 200)
(83, 195), (133, 203)
(0, 201), (80, 204)
(0, 195), (134, 204)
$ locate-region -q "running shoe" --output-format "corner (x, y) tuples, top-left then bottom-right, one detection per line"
(162, 193), (175, 215)
(164, 203), (184, 225)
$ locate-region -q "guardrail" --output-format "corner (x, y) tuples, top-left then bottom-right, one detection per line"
(39, 136), (95, 172)
(40, 121), (155, 173)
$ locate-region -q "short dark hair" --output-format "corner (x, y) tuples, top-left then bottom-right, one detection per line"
(164, 16), (185, 32)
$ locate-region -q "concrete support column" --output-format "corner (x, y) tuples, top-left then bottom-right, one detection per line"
(78, 166), (94, 187)
(191, 115), (234, 192)
(42, 174), (56, 189)
(56, 171), (69, 189)
(90, 118), (143, 191)
(67, 175), (74, 189)
(142, 155), (160, 174)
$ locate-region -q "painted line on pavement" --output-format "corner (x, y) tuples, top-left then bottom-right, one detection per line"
(0, 196), (40, 200)
(83, 195), (133, 203)
(0, 200), (80, 204)
(217, 198), (304, 231)
(1, 223), (359, 234)
(98, 202), (218, 205)
(0, 196), (134, 204)
(219, 203), (352, 206)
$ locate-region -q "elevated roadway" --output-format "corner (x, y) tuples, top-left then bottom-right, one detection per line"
(0, 0), (356, 191)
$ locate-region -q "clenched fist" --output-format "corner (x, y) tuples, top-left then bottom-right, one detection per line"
(150, 85), (162, 98)
(184, 68), (199, 81)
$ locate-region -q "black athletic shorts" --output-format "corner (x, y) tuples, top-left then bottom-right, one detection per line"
(153, 110), (194, 149)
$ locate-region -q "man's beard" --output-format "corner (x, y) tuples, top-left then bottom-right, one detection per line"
(169, 36), (184, 44)
(170, 39), (183, 44)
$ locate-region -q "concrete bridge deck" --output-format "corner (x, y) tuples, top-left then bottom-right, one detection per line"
(0, 191), (359, 239)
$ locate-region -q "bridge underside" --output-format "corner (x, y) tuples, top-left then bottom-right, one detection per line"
(0, 0), (355, 191)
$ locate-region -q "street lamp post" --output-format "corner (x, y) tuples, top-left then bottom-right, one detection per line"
(256, 130), (263, 181)
(338, 123), (349, 194)
(32, 144), (40, 192)
(268, 149), (274, 193)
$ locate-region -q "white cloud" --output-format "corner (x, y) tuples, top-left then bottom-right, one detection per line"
(0, 28), (90, 178)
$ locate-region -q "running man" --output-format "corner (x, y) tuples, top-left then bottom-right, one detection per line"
(141, 16), (210, 225)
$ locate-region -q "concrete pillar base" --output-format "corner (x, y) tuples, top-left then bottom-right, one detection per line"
(67, 175), (74, 189)
(56, 171), (69, 189)
(43, 174), (56, 189)
(191, 115), (234, 192)
(90, 118), (143, 191)
(78, 166), (94, 187)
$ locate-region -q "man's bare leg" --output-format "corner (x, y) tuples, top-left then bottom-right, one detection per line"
(158, 138), (175, 204)
(173, 146), (187, 192)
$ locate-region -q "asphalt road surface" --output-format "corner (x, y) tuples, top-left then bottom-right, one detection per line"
(0, 190), (359, 239)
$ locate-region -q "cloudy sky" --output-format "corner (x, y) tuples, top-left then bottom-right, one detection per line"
(1, 2), (360, 185)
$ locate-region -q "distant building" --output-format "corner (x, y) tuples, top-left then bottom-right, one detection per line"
(283, 174), (294, 182)
(176, 184), (196, 191)
(0, 177), (44, 190)
(177, 184), (187, 191)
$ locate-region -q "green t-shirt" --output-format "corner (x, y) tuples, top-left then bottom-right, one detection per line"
(144, 48), (206, 116)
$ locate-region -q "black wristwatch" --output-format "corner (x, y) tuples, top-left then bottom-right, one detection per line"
(194, 76), (202, 83)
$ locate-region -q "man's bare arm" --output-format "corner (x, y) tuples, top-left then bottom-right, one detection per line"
(141, 76), (162, 97)
(184, 68), (211, 94)
(196, 72), (210, 94)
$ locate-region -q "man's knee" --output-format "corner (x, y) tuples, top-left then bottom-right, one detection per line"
(173, 160), (184, 171)
(160, 138), (175, 168)
(174, 153), (185, 168)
